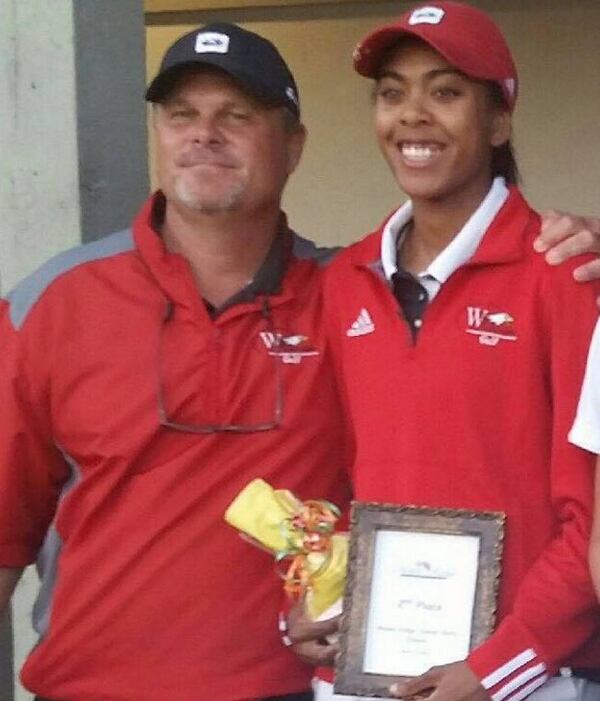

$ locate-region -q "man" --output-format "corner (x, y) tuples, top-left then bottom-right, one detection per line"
(0, 24), (350, 701)
(0, 21), (599, 701)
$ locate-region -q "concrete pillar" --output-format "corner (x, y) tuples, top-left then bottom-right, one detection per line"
(73, 1), (150, 243)
(0, 0), (80, 294)
(0, 608), (13, 701)
(0, 1), (148, 699)
(0, 0), (149, 292)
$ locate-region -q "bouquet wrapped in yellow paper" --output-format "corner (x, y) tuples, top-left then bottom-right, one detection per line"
(225, 478), (348, 619)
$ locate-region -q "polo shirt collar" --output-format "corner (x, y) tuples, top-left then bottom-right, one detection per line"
(215, 214), (292, 314)
(380, 177), (510, 283)
(136, 191), (293, 314)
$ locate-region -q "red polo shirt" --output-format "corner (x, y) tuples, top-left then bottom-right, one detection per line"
(0, 194), (351, 701)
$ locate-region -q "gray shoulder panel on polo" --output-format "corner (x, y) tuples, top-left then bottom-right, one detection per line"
(292, 233), (341, 267)
(8, 228), (134, 329)
(34, 446), (82, 639)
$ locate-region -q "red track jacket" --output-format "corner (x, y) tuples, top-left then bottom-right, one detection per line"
(322, 188), (600, 699)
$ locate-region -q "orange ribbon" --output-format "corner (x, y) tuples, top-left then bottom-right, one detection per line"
(276, 499), (341, 601)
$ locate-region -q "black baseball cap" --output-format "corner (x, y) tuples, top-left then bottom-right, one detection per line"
(146, 22), (300, 118)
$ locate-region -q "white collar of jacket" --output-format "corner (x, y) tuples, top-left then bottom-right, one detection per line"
(380, 177), (510, 283)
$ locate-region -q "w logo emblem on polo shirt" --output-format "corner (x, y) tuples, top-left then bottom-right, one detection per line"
(465, 306), (517, 346)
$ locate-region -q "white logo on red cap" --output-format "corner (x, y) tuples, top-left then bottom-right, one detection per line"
(195, 32), (230, 54)
(504, 78), (516, 99)
(409, 6), (446, 25)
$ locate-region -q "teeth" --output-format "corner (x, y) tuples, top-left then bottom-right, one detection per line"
(401, 144), (439, 161)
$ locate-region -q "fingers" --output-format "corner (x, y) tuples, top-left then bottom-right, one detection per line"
(545, 228), (600, 265)
(389, 662), (489, 701)
(293, 638), (339, 667)
(535, 210), (600, 298)
(535, 212), (600, 263)
(390, 669), (438, 698)
(574, 256), (600, 283)
(534, 211), (576, 253)
(287, 611), (341, 644)
(284, 600), (341, 666)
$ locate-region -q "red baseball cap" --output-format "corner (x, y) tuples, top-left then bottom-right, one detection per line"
(353, 1), (518, 111)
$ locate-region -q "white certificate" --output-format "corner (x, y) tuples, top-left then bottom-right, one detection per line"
(363, 530), (480, 677)
(335, 504), (504, 699)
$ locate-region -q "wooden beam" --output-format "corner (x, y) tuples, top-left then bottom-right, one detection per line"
(146, 0), (350, 11)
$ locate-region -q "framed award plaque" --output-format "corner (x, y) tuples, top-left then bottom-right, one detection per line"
(335, 502), (505, 698)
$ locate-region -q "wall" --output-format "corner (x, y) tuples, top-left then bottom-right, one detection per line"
(1, 2), (148, 698)
(0, 1), (80, 295)
(146, 0), (600, 248)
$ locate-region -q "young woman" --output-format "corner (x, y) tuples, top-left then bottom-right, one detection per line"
(313, 2), (600, 700)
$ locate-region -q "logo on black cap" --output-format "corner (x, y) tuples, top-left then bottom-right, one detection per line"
(146, 22), (300, 118)
(285, 86), (298, 107)
(195, 32), (230, 54)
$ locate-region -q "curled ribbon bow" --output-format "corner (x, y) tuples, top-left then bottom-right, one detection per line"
(225, 479), (348, 619)
(276, 499), (341, 601)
